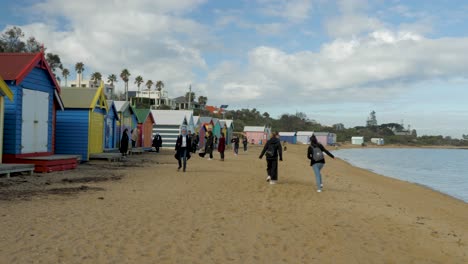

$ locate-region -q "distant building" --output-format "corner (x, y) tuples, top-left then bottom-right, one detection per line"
(68, 76), (114, 98)
(371, 138), (384, 145)
(129, 89), (175, 109)
(244, 126), (269, 145)
(173, 96), (201, 110)
(351, 136), (364, 145)
(296, 131), (314, 144)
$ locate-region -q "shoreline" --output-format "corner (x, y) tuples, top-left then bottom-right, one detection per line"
(1, 144), (467, 263)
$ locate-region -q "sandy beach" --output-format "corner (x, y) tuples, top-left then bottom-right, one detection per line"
(0, 144), (467, 263)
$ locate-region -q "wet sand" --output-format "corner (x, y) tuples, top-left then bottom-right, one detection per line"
(0, 144), (467, 263)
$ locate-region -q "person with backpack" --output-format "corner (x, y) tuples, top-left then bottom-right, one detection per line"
(231, 136), (240, 155)
(259, 132), (283, 185)
(307, 135), (335, 192)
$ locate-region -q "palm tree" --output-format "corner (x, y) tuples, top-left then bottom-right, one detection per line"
(75, 62), (84, 87)
(155, 80), (164, 92)
(120, 69), (131, 101)
(145, 79), (153, 107)
(62, 68), (70, 87)
(198, 96), (207, 106)
(91, 72), (102, 87)
(107, 74), (117, 86)
(134, 75), (144, 103)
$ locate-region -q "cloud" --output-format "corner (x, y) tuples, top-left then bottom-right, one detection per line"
(12, 0), (210, 96)
(206, 29), (468, 108)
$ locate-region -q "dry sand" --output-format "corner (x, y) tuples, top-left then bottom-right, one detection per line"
(0, 144), (467, 263)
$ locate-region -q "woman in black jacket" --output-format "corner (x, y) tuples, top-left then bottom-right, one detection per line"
(307, 135), (334, 192)
(205, 131), (214, 160)
(120, 128), (129, 158)
(175, 128), (192, 172)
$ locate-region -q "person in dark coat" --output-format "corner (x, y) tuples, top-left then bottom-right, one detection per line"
(307, 135), (334, 192)
(191, 133), (199, 153)
(175, 127), (192, 172)
(231, 136), (240, 155)
(205, 131), (214, 160)
(243, 136), (248, 152)
(120, 128), (129, 157)
(259, 132), (283, 184)
(152, 133), (162, 152)
(218, 133), (226, 161)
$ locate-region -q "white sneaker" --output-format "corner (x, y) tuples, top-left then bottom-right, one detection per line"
(270, 180), (277, 185)
(266, 176), (271, 182)
(208, 158), (212, 160)
(320, 184), (323, 188)
(317, 189), (322, 193)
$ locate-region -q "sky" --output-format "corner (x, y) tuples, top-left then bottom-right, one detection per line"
(1, 0), (468, 138)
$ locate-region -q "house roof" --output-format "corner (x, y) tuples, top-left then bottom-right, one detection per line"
(193, 116), (199, 124)
(0, 75), (13, 101)
(313, 132), (330, 136)
(279, 132), (296, 136)
(60, 83), (108, 110)
(220, 119), (234, 128)
(0, 52), (61, 93)
(134, 108), (155, 124)
(212, 118), (220, 126)
(198, 117), (213, 125)
(151, 110), (188, 125)
(174, 96), (188, 104)
(244, 126), (266, 132)
(114, 101), (130, 112)
(297, 131), (314, 136)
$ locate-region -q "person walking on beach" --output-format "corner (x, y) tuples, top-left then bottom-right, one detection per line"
(205, 131), (214, 160)
(175, 127), (192, 172)
(259, 132), (283, 185)
(218, 133), (226, 161)
(243, 136), (248, 152)
(120, 128), (129, 158)
(307, 135), (335, 192)
(231, 135), (240, 155)
(152, 133), (162, 153)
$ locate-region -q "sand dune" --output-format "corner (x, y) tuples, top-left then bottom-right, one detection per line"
(1, 144), (467, 263)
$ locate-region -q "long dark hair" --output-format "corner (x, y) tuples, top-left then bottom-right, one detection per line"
(310, 135), (318, 146)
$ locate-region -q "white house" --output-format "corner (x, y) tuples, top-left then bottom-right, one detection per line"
(351, 136), (365, 145)
(296, 131), (314, 144)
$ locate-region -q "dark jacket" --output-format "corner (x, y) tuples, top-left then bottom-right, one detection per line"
(120, 131), (129, 154)
(231, 137), (239, 147)
(218, 137), (226, 152)
(205, 135), (214, 151)
(175, 134), (192, 159)
(152, 135), (162, 147)
(259, 137), (283, 160)
(307, 143), (334, 166)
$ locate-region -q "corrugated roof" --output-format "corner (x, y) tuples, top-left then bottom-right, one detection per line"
(0, 75), (13, 101)
(60, 88), (99, 108)
(279, 132), (296, 136)
(244, 126), (265, 132)
(297, 131), (314, 136)
(151, 110), (188, 125)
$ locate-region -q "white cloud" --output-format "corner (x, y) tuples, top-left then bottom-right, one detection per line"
(205, 29), (468, 109)
(14, 0), (210, 96)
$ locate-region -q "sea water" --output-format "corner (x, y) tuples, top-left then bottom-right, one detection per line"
(334, 148), (468, 202)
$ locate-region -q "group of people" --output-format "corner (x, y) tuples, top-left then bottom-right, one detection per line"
(259, 132), (334, 192)
(121, 126), (334, 192)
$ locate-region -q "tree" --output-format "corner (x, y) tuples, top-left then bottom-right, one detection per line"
(366, 110), (377, 127)
(107, 74), (117, 86)
(45, 53), (62, 77)
(155, 80), (164, 92)
(198, 96), (207, 106)
(0, 26), (25, 52)
(185, 91), (196, 102)
(145, 79), (154, 106)
(25, 37), (42, 52)
(134, 75), (144, 102)
(75, 62), (85, 87)
(463, 134), (468, 141)
(120, 69), (131, 101)
(62, 68), (70, 87)
(91, 72), (102, 87)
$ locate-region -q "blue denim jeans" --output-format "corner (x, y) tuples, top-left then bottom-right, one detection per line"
(312, 163), (324, 190)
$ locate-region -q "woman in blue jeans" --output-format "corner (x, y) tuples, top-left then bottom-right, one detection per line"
(307, 135), (335, 192)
